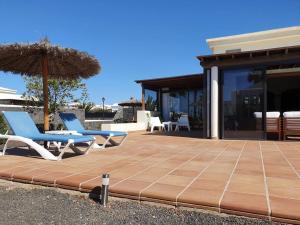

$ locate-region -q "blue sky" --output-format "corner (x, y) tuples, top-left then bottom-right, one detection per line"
(0, 0), (299, 104)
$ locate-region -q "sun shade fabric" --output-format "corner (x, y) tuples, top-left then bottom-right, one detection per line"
(2, 111), (94, 143)
(59, 113), (127, 137)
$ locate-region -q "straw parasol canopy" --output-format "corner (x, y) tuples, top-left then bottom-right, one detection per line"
(119, 97), (142, 121)
(0, 38), (100, 131)
(118, 97), (142, 107)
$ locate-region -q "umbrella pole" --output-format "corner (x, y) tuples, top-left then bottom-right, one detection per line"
(42, 55), (49, 132)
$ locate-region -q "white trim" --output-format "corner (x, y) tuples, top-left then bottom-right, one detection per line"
(211, 66), (219, 139)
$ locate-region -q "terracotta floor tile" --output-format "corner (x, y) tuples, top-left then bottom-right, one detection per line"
(130, 167), (171, 182)
(265, 166), (298, 179)
(270, 196), (300, 221)
(197, 171), (231, 181)
(32, 171), (74, 185)
(157, 175), (194, 187)
(80, 177), (121, 191)
(157, 159), (189, 169)
(12, 169), (50, 181)
(230, 174), (264, 184)
(269, 186), (300, 200)
(169, 169), (199, 177)
(267, 177), (300, 188)
(226, 182), (265, 195)
(0, 166), (35, 179)
(110, 179), (151, 197)
(189, 178), (227, 191)
(177, 188), (222, 207)
(141, 183), (183, 202)
(220, 191), (269, 216)
(56, 174), (98, 189)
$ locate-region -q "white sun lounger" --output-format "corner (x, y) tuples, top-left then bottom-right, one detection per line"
(0, 111), (95, 160)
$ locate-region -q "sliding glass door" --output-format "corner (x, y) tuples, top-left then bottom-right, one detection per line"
(222, 68), (265, 139)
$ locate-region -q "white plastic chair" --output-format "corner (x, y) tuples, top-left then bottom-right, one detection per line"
(175, 115), (191, 131)
(150, 117), (165, 133)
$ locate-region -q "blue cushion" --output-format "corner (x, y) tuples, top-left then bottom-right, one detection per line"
(3, 111), (41, 137)
(30, 134), (94, 143)
(59, 113), (85, 132)
(80, 130), (127, 137)
(59, 113), (127, 137)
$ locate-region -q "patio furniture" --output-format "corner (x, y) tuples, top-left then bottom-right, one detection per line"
(149, 117), (165, 133)
(0, 111), (95, 161)
(283, 111), (300, 140)
(59, 113), (128, 148)
(175, 115), (191, 132)
(254, 111), (281, 140)
(162, 121), (172, 132)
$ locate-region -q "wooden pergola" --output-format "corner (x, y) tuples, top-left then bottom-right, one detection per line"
(198, 45), (300, 69)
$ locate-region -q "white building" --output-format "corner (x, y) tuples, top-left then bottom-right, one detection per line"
(0, 87), (27, 106)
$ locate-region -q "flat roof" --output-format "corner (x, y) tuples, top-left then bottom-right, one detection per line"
(197, 45), (300, 68)
(207, 26), (300, 43)
(135, 73), (203, 90)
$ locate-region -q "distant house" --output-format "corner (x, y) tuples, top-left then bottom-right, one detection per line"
(0, 87), (27, 106)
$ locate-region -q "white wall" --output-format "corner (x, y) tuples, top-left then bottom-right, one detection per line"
(207, 26), (300, 54)
(101, 110), (150, 132)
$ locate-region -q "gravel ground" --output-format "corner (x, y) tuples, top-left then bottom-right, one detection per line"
(0, 184), (285, 225)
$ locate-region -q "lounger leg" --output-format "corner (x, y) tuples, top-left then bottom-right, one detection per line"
(69, 139), (96, 156)
(106, 135), (128, 147)
(102, 136), (112, 148)
(2, 138), (11, 156)
(116, 135), (127, 146)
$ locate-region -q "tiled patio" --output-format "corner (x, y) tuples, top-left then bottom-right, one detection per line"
(1, 132), (300, 224)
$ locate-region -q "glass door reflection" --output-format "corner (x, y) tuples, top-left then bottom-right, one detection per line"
(222, 68), (264, 139)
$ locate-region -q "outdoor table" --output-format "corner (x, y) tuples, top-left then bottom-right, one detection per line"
(162, 121), (178, 132)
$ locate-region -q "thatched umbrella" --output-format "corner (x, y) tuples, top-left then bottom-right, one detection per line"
(119, 97), (142, 121)
(0, 38), (100, 131)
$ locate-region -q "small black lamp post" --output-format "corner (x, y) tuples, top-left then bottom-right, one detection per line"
(101, 97), (105, 119)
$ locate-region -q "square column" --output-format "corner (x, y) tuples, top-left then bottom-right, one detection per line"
(211, 66), (219, 139)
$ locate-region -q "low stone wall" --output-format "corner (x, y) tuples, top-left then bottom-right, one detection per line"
(84, 119), (113, 130)
(113, 107), (142, 122)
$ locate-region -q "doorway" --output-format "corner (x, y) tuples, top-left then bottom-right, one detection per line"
(221, 68), (265, 139)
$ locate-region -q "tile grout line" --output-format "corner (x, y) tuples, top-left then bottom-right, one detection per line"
(259, 141), (271, 219)
(217, 141), (247, 213)
(78, 143), (200, 188)
(273, 142), (300, 179)
(175, 141), (235, 205)
(108, 142), (215, 189)
(55, 148), (159, 188)
(138, 141), (225, 200)
(78, 149), (178, 189)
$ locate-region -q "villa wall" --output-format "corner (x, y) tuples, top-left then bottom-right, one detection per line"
(207, 26), (300, 54)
